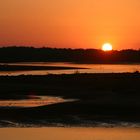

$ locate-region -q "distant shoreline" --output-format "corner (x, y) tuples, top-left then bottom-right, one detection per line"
(0, 47), (140, 63)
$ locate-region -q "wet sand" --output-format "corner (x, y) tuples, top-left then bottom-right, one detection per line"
(0, 127), (140, 140)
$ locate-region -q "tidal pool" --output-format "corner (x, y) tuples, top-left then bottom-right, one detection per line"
(0, 96), (73, 108)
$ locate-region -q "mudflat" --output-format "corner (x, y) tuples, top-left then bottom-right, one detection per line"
(0, 73), (140, 127)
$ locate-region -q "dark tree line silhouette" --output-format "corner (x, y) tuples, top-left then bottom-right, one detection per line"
(0, 46), (140, 63)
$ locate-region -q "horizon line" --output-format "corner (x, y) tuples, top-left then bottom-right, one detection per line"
(0, 45), (140, 52)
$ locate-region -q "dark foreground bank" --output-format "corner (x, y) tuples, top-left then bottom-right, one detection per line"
(0, 73), (140, 127)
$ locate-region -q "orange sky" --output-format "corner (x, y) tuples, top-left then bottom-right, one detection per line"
(0, 0), (140, 50)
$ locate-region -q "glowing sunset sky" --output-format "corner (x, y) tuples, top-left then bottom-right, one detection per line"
(0, 0), (140, 50)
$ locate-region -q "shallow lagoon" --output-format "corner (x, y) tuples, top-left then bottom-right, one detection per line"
(0, 62), (140, 75)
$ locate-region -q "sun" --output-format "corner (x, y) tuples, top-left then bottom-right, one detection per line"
(102, 43), (113, 51)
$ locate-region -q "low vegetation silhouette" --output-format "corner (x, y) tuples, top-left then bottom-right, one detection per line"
(0, 46), (140, 63)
